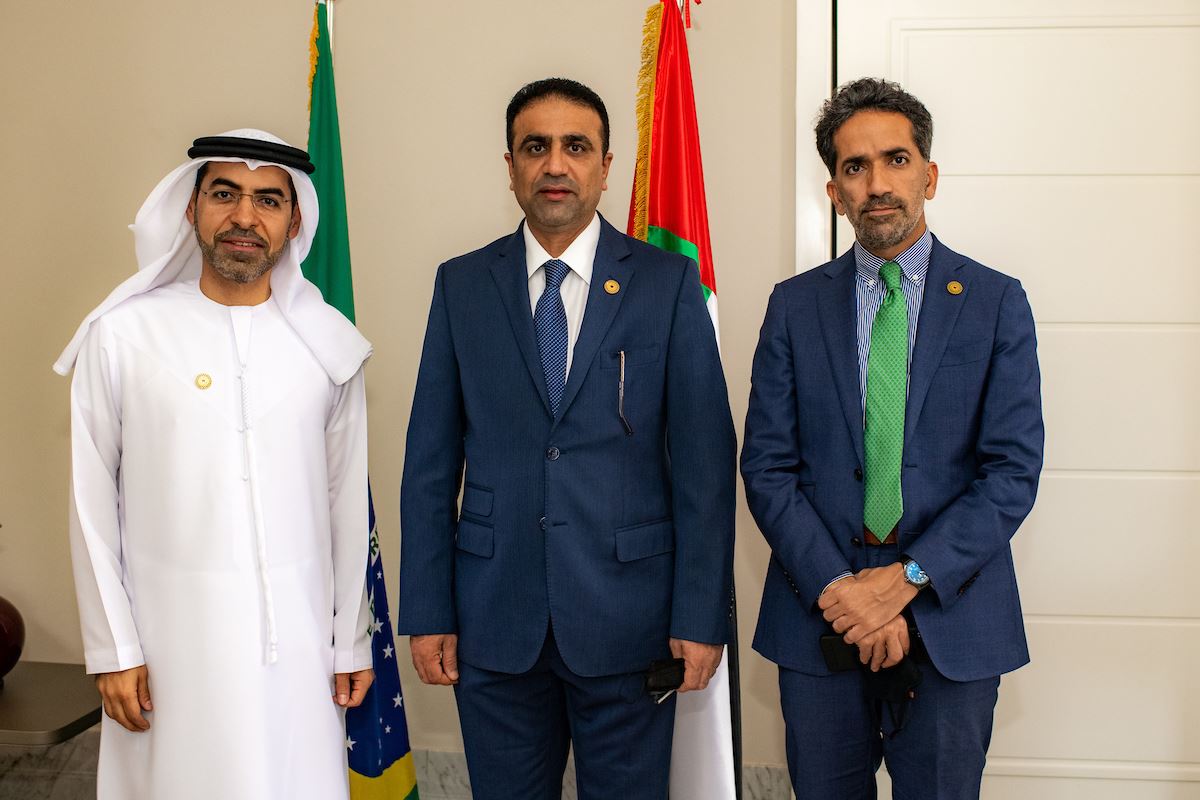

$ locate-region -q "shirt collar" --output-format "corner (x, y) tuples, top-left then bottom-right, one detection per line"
(524, 213), (600, 285)
(853, 228), (933, 286)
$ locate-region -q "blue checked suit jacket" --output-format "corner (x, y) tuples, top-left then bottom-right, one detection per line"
(742, 236), (1044, 681)
(398, 217), (737, 677)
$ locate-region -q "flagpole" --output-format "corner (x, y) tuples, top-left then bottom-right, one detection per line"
(326, 0), (334, 52)
(729, 588), (743, 800)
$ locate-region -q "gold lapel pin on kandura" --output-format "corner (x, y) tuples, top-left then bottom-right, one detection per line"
(947, 281), (964, 296)
(604, 279), (621, 295)
(195, 373), (213, 390)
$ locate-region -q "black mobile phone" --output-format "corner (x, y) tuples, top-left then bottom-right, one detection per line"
(644, 657), (685, 700)
(819, 634), (861, 672)
(821, 626), (926, 672)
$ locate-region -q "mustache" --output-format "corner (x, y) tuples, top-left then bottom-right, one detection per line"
(861, 195), (906, 212)
(215, 227), (268, 246)
(861, 195), (907, 212)
(535, 179), (578, 192)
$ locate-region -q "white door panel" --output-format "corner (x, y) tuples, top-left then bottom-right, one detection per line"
(1039, 328), (1200, 471)
(895, 19), (1200, 176)
(1016, 475), (1200, 619)
(996, 620), (1200, 766)
(931, 176), (1200, 324)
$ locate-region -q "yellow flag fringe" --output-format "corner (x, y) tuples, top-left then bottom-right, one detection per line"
(631, 2), (663, 242)
(307, 3), (320, 113)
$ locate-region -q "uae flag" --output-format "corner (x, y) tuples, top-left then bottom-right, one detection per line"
(628, 2), (740, 798)
(628, 0), (720, 339)
(304, 2), (419, 798)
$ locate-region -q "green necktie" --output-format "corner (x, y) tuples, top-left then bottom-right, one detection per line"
(864, 261), (907, 541)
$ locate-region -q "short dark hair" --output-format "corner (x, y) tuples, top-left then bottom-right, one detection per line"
(815, 78), (933, 175)
(192, 162), (297, 207)
(506, 78), (610, 154)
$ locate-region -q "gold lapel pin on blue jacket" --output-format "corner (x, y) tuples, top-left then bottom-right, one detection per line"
(604, 279), (621, 295)
(947, 280), (963, 295)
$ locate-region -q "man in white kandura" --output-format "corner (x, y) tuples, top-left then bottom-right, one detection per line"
(55, 130), (375, 800)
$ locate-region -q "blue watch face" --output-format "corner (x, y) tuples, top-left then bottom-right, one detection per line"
(904, 560), (929, 586)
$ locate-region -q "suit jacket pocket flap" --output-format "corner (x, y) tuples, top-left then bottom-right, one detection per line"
(939, 338), (992, 367)
(461, 484), (494, 517)
(456, 519), (494, 558)
(614, 520), (675, 562)
(601, 344), (661, 369)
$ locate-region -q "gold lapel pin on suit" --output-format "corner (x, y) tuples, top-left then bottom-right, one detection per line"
(604, 279), (621, 295)
(195, 373), (213, 390)
(947, 281), (963, 296)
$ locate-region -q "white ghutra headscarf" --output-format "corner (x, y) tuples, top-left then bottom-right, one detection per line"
(55, 128), (371, 385)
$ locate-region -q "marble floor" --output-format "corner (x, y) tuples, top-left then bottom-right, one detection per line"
(0, 728), (791, 799)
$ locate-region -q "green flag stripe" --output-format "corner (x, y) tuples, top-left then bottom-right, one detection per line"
(647, 225), (712, 301)
(647, 225), (699, 266)
(302, 4), (355, 323)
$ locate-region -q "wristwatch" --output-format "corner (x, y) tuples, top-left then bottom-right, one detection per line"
(900, 556), (930, 590)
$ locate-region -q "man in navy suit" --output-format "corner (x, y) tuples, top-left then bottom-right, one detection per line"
(742, 78), (1044, 799)
(397, 78), (736, 800)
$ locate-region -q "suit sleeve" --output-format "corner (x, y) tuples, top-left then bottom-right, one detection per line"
(68, 320), (145, 674)
(326, 367), (373, 673)
(905, 279), (1044, 608)
(665, 263), (737, 644)
(741, 285), (854, 606)
(397, 264), (465, 635)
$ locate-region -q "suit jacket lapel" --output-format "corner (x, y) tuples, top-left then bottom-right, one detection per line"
(905, 237), (968, 443)
(489, 223), (552, 416)
(554, 218), (632, 425)
(816, 251), (865, 465)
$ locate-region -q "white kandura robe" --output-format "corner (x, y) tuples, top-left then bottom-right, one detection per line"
(68, 280), (372, 800)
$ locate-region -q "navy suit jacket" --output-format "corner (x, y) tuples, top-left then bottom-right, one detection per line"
(398, 217), (737, 678)
(741, 236), (1043, 681)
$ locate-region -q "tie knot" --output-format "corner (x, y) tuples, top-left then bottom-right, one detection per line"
(880, 261), (902, 291)
(543, 259), (570, 290)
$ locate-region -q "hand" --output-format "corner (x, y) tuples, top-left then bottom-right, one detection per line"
(96, 665), (152, 732)
(334, 669), (374, 708)
(817, 564), (918, 645)
(669, 639), (723, 693)
(854, 615), (910, 672)
(410, 634), (459, 685)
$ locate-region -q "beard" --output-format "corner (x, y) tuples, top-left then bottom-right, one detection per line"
(849, 194), (922, 253)
(195, 225), (287, 285)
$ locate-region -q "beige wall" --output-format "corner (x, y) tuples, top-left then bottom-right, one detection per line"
(0, 0), (796, 767)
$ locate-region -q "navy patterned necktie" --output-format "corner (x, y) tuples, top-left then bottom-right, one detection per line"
(535, 259), (571, 415)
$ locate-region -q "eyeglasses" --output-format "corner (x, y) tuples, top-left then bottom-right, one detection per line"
(199, 188), (292, 215)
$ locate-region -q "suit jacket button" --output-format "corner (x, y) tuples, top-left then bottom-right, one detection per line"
(850, 537), (863, 548)
(539, 516), (547, 531)
(853, 468), (863, 482)
(546, 446), (560, 461)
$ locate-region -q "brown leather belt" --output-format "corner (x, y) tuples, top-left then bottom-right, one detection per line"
(864, 526), (897, 545)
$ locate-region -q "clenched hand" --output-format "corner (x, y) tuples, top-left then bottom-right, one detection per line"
(96, 665), (152, 732)
(410, 633), (459, 685)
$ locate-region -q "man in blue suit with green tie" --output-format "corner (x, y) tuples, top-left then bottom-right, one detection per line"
(397, 78), (736, 800)
(742, 78), (1044, 799)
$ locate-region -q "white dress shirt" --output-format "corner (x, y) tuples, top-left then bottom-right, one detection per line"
(524, 213), (600, 378)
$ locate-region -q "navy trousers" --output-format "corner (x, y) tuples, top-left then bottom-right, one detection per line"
(454, 628), (677, 800)
(780, 545), (1001, 800)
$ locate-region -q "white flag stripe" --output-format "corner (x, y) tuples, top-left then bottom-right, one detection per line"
(670, 648), (736, 797)
(669, 294), (738, 799)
